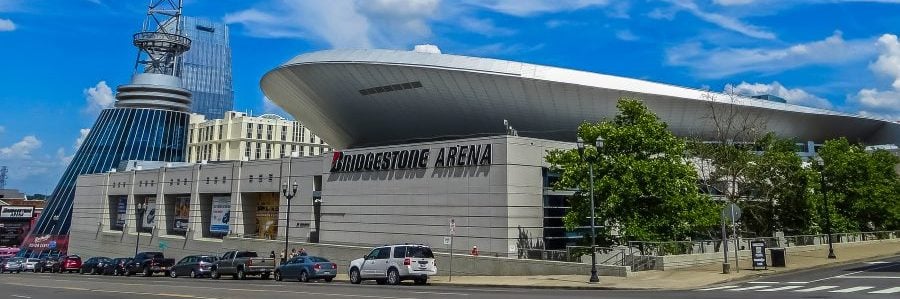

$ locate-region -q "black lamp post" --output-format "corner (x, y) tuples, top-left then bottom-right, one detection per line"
(134, 201), (147, 256)
(819, 163), (837, 259)
(281, 181), (298, 263)
(576, 135), (603, 284)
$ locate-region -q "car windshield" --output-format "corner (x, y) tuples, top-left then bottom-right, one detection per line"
(98, 257), (112, 262)
(236, 252), (258, 258)
(408, 246), (434, 258)
(144, 253), (163, 259)
(27, 258), (39, 262)
(308, 257), (329, 263)
(198, 257), (216, 263)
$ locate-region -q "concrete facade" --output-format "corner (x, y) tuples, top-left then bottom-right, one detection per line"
(70, 136), (573, 268)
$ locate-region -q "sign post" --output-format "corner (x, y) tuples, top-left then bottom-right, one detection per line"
(721, 203), (742, 273)
(449, 218), (455, 282)
(750, 240), (767, 270)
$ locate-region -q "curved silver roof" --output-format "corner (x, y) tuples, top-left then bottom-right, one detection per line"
(261, 49), (900, 149)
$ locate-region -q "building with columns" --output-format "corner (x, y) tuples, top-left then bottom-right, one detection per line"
(188, 111), (329, 163)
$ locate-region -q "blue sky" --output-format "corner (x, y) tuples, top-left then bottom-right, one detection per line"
(1, 0), (899, 194)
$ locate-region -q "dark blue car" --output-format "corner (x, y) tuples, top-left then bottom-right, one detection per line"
(274, 256), (337, 282)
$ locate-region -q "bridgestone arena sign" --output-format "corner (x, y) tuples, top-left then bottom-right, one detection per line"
(330, 144), (492, 173)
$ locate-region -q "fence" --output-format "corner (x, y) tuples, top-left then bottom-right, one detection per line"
(513, 230), (900, 271)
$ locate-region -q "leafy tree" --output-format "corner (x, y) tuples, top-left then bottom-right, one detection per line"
(546, 99), (719, 244)
(815, 138), (900, 232)
(743, 133), (815, 236)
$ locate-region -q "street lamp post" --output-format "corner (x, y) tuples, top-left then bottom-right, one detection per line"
(134, 202), (146, 256)
(819, 163), (837, 259)
(577, 136), (604, 284)
(281, 181), (299, 263)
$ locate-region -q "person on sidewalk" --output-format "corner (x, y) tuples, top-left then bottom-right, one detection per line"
(471, 245), (479, 256)
(299, 248), (308, 256)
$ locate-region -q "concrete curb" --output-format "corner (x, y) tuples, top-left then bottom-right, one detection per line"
(326, 277), (653, 290)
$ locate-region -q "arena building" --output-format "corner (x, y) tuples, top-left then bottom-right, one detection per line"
(67, 48), (899, 271)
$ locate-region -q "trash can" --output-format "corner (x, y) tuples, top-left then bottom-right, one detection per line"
(769, 248), (786, 267)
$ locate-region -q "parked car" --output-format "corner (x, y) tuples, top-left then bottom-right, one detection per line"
(348, 244), (436, 285)
(23, 258), (40, 272)
(169, 255), (218, 278)
(1, 257), (25, 273)
(102, 258), (132, 276)
(34, 256), (60, 273)
(79, 257), (112, 275)
(210, 250), (275, 280)
(275, 255), (337, 282)
(125, 252), (175, 277)
(52, 255), (82, 273)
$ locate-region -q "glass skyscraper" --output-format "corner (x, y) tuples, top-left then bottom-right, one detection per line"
(179, 16), (233, 119)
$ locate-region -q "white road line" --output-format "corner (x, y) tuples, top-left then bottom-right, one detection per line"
(747, 281), (779, 284)
(757, 286), (805, 292)
(413, 291), (470, 296)
(728, 286), (771, 291)
(840, 275), (900, 279)
(829, 286), (874, 293)
(794, 286), (839, 292)
(11, 295), (32, 299)
(786, 282), (808, 284)
(864, 261), (891, 264)
(809, 262), (900, 283)
(869, 287), (900, 294)
(698, 285), (738, 291)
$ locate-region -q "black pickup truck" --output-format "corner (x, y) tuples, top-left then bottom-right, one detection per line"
(125, 252), (176, 277)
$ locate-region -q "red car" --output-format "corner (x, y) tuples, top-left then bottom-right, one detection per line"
(53, 255), (82, 273)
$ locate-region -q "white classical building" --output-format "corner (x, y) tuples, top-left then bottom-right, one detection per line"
(188, 111), (329, 163)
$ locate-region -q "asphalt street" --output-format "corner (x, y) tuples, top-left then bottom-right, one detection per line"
(0, 256), (897, 299)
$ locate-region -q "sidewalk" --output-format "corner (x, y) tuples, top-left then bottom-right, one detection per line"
(340, 240), (900, 290)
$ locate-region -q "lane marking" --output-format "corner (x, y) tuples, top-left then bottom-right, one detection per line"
(698, 285), (738, 291)
(869, 287), (900, 294)
(0, 283), (218, 299)
(11, 295), (32, 299)
(864, 261), (891, 264)
(786, 282), (808, 284)
(839, 275), (900, 279)
(747, 282), (779, 284)
(794, 286), (839, 292)
(808, 262), (900, 282)
(829, 286), (874, 293)
(413, 291), (470, 296)
(757, 286), (805, 292)
(727, 286), (771, 291)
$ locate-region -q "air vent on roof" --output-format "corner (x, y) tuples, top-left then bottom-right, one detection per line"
(196, 25), (215, 33)
(359, 81), (423, 96)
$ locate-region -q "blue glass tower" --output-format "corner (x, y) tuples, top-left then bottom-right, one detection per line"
(179, 16), (233, 119)
(19, 1), (193, 256)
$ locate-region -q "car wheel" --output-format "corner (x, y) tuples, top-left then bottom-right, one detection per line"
(386, 268), (400, 285)
(143, 267), (152, 277)
(79, 267), (84, 274)
(190, 270), (197, 279)
(274, 271), (282, 281)
(211, 269), (220, 279)
(261, 273), (270, 280)
(236, 269), (246, 280)
(349, 268), (361, 284)
(169, 270), (177, 278)
(299, 271), (309, 283)
(324, 277), (334, 282)
(90, 268), (97, 275)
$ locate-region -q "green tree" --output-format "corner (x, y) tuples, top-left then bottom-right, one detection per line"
(743, 133), (816, 236)
(815, 138), (900, 232)
(546, 99), (719, 244)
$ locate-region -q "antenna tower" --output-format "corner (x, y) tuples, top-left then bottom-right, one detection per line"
(132, 0), (191, 76)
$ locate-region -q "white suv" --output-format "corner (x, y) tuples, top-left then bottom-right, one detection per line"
(348, 244), (437, 285)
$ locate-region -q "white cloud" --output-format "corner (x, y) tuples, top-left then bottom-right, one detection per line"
(466, 0), (609, 17)
(83, 81), (115, 114)
(726, 81), (833, 109)
(459, 17), (515, 37)
(849, 34), (900, 121)
(0, 18), (14, 32)
(74, 128), (90, 150)
(0, 135), (41, 159)
(224, 0), (439, 49)
(615, 29), (639, 41)
(667, 31), (877, 78)
(665, 0), (775, 40)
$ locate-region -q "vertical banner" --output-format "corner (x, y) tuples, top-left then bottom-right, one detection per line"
(255, 193), (279, 239)
(142, 197), (157, 229)
(115, 197), (127, 229)
(751, 240), (767, 270)
(210, 196), (231, 234)
(173, 196), (190, 232)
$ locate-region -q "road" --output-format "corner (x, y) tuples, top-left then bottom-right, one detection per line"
(0, 256), (897, 299)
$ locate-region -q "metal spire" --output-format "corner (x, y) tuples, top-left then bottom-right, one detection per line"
(132, 0), (191, 76)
